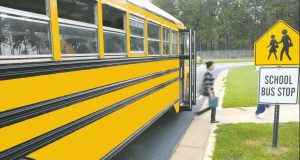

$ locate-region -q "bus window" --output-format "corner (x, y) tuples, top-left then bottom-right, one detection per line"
(172, 30), (178, 55)
(163, 27), (170, 55)
(180, 32), (190, 55)
(57, 0), (95, 24)
(102, 4), (126, 56)
(148, 21), (161, 55)
(58, 0), (98, 56)
(59, 25), (98, 55)
(0, 1), (51, 58)
(0, 0), (46, 15)
(130, 16), (145, 54)
(102, 5), (124, 30)
(103, 31), (126, 54)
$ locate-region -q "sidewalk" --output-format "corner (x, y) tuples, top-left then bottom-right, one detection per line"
(170, 70), (299, 160)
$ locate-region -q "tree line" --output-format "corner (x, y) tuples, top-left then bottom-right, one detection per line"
(152, 0), (299, 51)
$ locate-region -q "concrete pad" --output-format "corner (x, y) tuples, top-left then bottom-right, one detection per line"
(171, 145), (204, 160)
(171, 99), (216, 160)
(178, 113), (213, 148)
(218, 105), (299, 124)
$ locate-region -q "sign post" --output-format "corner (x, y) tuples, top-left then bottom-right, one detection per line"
(272, 105), (280, 147)
(255, 20), (299, 148)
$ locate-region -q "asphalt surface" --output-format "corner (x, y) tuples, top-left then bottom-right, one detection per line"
(111, 62), (253, 160)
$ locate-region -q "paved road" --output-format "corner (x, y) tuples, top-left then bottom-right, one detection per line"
(111, 62), (253, 160)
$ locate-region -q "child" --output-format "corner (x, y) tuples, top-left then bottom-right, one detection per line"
(255, 104), (269, 119)
(278, 29), (293, 61)
(203, 61), (219, 123)
(267, 35), (278, 60)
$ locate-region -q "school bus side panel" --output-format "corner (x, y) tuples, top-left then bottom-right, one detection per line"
(0, 60), (178, 111)
(28, 81), (179, 160)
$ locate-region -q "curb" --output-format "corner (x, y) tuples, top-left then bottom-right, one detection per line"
(202, 125), (217, 160)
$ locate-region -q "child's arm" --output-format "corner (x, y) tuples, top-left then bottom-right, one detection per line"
(277, 37), (283, 44)
(288, 35), (292, 43)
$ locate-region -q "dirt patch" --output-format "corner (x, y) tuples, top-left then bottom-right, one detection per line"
(266, 146), (289, 155)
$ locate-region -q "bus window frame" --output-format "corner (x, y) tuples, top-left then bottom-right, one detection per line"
(129, 15), (146, 55)
(171, 30), (179, 56)
(162, 26), (171, 56)
(147, 20), (161, 56)
(58, 1), (99, 58)
(102, 4), (127, 58)
(0, 4), (53, 60)
(103, 26), (127, 57)
(0, 6), (49, 21)
(59, 18), (99, 57)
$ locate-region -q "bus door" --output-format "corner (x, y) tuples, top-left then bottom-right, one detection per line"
(192, 31), (197, 105)
(179, 29), (196, 111)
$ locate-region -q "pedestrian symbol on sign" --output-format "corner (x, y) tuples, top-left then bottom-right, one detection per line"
(267, 35), (278, 60)
(255, 20), (299, 66)
(278, 29), (293, 61)
(267, 30), (293, 61)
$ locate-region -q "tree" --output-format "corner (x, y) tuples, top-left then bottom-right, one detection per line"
(152, 0), (299, 51)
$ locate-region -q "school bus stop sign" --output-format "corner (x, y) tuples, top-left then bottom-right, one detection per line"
(255, 20), (299, 66)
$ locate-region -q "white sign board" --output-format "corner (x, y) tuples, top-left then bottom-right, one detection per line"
(259, 67), (299, 104)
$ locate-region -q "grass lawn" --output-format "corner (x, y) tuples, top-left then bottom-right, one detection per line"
(213, 123), (299, 160)
(223, 65), (258, 108)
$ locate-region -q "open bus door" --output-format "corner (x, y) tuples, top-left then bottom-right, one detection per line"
(179, 29), (196, 111)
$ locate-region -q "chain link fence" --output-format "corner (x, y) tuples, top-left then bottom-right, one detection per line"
(197, 50), (254, 60)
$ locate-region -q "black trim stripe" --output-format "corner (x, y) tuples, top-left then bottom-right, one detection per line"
(102, 99), (179, 160)
(0, 68), (179, 128)
(19, 157), (35, 160)
(0, 77), (179, 160)
(0, 57), (178, 80)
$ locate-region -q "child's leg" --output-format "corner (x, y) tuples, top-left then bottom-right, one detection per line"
(285, 47), (292, 60)
(256, 104), (265, 115)
(268, 52), (272, 60)
(273, 52), (278, 60)
(280, 48), (285, 61)
(211, 107), (216, 121)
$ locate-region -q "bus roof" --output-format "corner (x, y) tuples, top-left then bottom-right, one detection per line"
(128, 0), (183, 26)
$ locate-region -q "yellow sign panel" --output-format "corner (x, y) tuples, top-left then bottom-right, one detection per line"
(255, 20), (299, 66)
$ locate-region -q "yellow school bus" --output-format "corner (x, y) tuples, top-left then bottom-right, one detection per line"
(0, 0), (196, 159)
